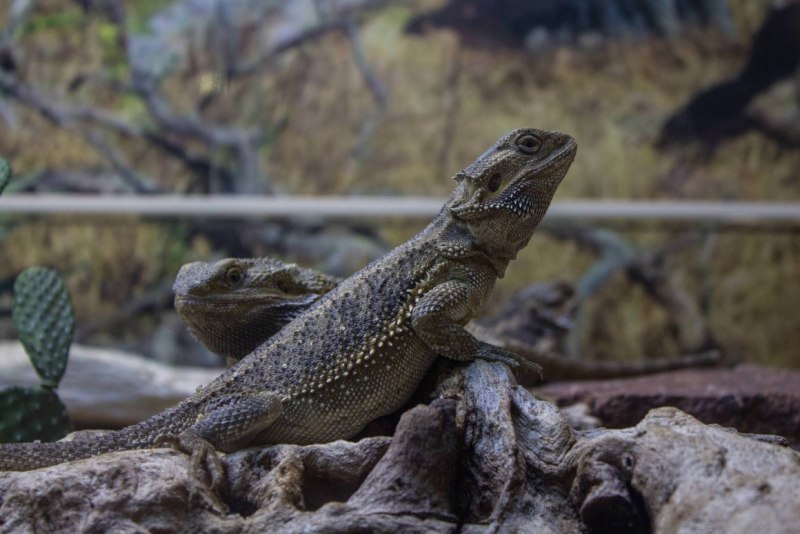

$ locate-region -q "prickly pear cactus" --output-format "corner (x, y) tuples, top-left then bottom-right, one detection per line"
(0, 386), (72, 443)
(0, 157), (9, 194)
(13, 267), (74, 388)
(0, 267), (75, 443)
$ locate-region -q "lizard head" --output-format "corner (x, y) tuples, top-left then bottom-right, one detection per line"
(173, 258), (338, 361)
(447, 127), (576, 256)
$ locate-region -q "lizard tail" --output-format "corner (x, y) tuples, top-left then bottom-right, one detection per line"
(0, 431), (135, 471)
(0, 402), (199, 471)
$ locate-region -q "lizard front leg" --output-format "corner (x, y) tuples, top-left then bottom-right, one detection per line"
(412, 279), (543, 377)
(157, 391), (282, 494)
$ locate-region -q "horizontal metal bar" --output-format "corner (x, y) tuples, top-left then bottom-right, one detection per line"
(0, 195), (799, 225)
(0, 195), (445, 218)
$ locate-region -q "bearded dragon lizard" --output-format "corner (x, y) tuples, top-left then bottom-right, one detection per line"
(0, 128), (577, 489)
(174, 260), (720, 382)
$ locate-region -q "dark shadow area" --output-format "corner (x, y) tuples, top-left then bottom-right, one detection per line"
(301, 472), (365, 511)
(406, 0), (735, 46)
(659, 2), (800, 149)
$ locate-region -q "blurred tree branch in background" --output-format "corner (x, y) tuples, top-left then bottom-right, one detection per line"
(548, 226), (718, 361)
(0, 0), (396, 361)
(0, 0), (393, 195)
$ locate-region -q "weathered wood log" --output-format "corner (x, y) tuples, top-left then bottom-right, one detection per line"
(569, 408), (800, 533)
(0, 341), (218, 428)
(1, 360), (798, 532)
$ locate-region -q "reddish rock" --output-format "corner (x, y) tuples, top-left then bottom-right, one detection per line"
(532, 364), (800, 444)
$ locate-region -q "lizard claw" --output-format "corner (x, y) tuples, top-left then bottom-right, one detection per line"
(152, 432), (229, 504)
(188, 438), (227, 497)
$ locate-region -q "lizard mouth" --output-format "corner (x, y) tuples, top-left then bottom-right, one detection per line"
(449, 138), (576, 221)
(174, 292), (317, 312)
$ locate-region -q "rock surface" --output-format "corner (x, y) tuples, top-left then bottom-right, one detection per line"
(2, 360), (799, 533)
(533, 364), (800, 445)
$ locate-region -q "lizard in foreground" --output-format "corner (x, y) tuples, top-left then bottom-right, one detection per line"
(0, 128), (576, 488)
(174, 259), (720, 382)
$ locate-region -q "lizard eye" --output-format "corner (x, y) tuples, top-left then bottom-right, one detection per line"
(487, 173), (503, 193)
(515, 134), (541, 154)
(225, 267), (244, 286)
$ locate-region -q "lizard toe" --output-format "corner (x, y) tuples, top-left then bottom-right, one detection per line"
(150, 432), (229, 508)
(190, 440), (228, 497)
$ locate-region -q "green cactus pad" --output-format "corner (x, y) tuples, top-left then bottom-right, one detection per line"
(13, 267), (75, 388)
(0, 386), (73, 443)
(0, 158), (9, 194)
